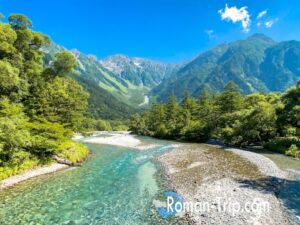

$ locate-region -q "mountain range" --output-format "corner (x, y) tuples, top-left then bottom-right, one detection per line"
(43, 34), (300, 119)
(153, 34), (300, 101)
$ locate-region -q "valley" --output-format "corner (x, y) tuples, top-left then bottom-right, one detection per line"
(1, 4), (300, 225)
(45, 34), (300, 120)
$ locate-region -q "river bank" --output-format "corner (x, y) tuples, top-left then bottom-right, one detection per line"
(0, 132), (155, 192)
(83, 132), (297, 224)
(1, 132), (298, 224)
(0, 163), (69, 190)
(0, 135), (184, 225)
(157, 143), (294, 225)
(82, 131), (160, 150)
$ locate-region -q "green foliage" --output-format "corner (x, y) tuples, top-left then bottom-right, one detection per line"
(286, 144), (300, 158)
(154, 34), (300, 102)
(9, 14), (32, 30)
(73, 75), (136, 120)
(43, 42), (174, 115)
(35, 76), (89, 128)
(278, 80), (300, 136)
(78, 117), (128, 133)
(56, 141), (88, 163)
(264, 137), (300, 154)
(0, 14), (90, 179)
(0, 60), (20, 96)
(53, 51), (77, 76)
(0, 98), (30, 166)
(131, 80), (300, 158)
(130, 114), (147, 135)
(216, 81), (244, 114)
(113, 124), (129, 131)
(0, 158), (39, 180)
(109, 120), (129, 131)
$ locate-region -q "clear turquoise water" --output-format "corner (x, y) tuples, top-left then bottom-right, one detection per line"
(1, 135), (300, 225)
(0, 138), (179, 225)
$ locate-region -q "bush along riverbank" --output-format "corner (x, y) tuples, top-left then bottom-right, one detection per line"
(0, 14), (92, 180)
(130, 81), (300, 158)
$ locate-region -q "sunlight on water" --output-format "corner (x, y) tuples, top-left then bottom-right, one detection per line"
(0, 141), (180, 225)
(1, 135), (300, 225)
(137, 162), (159, 196)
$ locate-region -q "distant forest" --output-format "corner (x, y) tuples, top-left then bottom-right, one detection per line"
(130, 81), (300, 158)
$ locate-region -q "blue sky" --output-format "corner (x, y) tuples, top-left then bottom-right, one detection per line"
(1, 0), (300, 62)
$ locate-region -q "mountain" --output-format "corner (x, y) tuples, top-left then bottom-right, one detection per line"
(43, 43), (137, 119)
(260, 40), (300, 91)
(42, 42), (178, 119)
(44, 34), (300, 118)
(100, 54), (177, 88)
(153, 34), (300, 101)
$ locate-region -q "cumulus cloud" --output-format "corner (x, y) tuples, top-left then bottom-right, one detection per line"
(218, 4), (251, 32)
(205, 30), (215, 39)
(265, 18), (278, 28)
(257, 10), (267, 19)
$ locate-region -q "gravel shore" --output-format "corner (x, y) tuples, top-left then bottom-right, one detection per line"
(82, 131), (160, 150)
(227, 148), (288, 179)
(157, 143), (291, 225)
(0, 163), (69, 190)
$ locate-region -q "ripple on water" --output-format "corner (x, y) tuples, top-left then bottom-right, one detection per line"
(0, 142), (186, 225)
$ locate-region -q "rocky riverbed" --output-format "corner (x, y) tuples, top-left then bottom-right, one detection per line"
(157, 144), (292, 225)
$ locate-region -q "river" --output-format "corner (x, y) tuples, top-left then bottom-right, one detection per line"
(0, 134), (300, 224)
(0, 136), (183, 224)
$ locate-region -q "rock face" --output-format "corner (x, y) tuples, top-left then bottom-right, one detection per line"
(157, 144), (291, 225)
(100, 54), (179, 87)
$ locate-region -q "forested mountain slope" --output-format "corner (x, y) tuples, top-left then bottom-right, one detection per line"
(43, 43), (180, 118)
(44, 34), (300, 113)
(153, 34), (300, 101)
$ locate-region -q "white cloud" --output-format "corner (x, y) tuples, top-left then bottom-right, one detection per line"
(218, 4), (251, 32)
(257, 10), (267, 19)
(265, 18), (278, 28)
(257, 22), (262, 27)
(205, 30), (215, 39)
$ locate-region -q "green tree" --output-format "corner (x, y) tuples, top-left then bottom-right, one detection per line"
(130, 113), (147, 135)
(0, 98), (30, 166)
(216, 81), (244, 113)
(0, 61), (20, 96)
(0, 22), (17, 58)
(165, 94), (180, 138)
(8, 14), (32, 30)
(36, 77), (89, 128)
(278, 80), (300, 136)
(149, 104), (168, 137)
(52, 51), (77, 76)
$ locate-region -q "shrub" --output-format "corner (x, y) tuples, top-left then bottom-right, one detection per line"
(286, 144), (300, 158)
(264, 137), (300, 154)
(57, 140), (88, 163)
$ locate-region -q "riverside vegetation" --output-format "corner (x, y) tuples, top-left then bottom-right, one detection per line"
(0, 14), (128, 180)
(130, 81), (300, 158)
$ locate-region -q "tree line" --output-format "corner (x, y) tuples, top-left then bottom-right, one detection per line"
(130, 81), (300, 158)
(0, 14), (95, 179)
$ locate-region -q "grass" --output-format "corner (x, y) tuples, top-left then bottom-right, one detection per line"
(0, 158), (40, 180)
